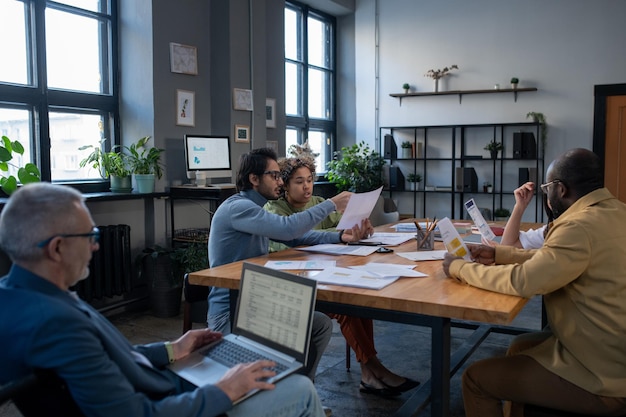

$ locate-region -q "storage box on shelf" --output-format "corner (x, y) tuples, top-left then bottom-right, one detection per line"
(380, 122), (544, 222)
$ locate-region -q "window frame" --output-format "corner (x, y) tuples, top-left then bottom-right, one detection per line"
(0, 0), (120, 193)
(285, 1), (336, 175)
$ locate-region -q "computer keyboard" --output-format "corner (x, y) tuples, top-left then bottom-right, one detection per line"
(202, 339), (288, 374)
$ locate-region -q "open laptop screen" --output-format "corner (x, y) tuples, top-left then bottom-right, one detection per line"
(232, 263), (317, 364)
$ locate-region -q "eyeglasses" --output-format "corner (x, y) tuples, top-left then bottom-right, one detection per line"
(540, 179), (562, 194)
(36, 227), (100, 248)
(263, 170), (282, 181)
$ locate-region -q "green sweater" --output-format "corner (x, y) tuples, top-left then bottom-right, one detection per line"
(264, 196), (342, 252)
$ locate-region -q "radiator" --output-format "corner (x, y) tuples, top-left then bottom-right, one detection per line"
(74, 224), (132, 302)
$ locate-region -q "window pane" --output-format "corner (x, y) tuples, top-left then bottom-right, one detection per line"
(306, 131), (327, 173)
(285, 62), (301, 116)
(53, 0), (103, 13)
(285, 8), (299, 61)
(46, 8), (105, 93)
(307, 16), (330, 69)
(49, 111), (104, 181)
(0, 0), (29, 85)
(286, 128), (298, 155)
(0, 108), (33, 179)
(308, 68), (329, 119)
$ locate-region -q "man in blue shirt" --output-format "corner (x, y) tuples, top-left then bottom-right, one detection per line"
(208, 147), (365, 381)
(0, 182), (326, 417)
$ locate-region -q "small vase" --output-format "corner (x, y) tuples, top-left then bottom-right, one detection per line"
(511, 83), (518, 90)
(434, 78), (439, 92)
(401, 148), (412, 158)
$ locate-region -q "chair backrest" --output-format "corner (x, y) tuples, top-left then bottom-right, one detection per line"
(369, 196), (400, 227)
(0, 371), (84, 417)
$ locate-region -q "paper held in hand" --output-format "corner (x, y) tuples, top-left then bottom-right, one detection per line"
(464, 198), (497, 243)
(438, 217), (472, 261)
(336, 187), (383, 230)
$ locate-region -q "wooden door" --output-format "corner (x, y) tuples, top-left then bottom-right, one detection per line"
(604, 95), (626, 203)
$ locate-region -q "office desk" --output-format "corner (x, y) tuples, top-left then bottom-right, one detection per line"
(189, 225), (531, 417)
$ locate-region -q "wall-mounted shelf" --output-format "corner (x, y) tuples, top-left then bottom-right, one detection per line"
(390, 87), (538, 105)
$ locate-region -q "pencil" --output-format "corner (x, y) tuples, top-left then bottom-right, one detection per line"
(413, 220), (423, 231)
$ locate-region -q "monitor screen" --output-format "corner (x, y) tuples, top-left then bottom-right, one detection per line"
(184, 135), (233, 182)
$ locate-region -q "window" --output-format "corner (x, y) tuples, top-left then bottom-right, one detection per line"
(0, 0), (118, 190)
(284, 1), (335, 174)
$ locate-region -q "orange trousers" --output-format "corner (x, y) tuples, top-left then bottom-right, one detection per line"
(327, 313), (377, 364)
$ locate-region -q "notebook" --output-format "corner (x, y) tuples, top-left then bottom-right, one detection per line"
(168, 262), (317, 403)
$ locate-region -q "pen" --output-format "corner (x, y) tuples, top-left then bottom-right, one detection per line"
(347, 241), (384, 246)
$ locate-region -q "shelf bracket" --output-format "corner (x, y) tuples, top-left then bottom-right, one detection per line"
(458, 93), (463, 104)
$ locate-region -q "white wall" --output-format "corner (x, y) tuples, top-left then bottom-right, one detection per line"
(352, 0), (626, 165)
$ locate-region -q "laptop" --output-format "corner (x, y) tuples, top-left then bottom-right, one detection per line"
(168, 262), (317, 403)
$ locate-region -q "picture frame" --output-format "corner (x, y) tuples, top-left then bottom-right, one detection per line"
(265, 98), (276, 128)
(234, 124), (250, 143)
(176, 89), (195, 127)
(233, 88), (254, 111)
(169, 43), (198, 75)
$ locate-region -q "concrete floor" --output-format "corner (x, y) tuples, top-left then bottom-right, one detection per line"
(1, 297), (542, 417)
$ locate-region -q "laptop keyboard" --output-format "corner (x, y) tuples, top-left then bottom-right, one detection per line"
(203, 339), (289, 375)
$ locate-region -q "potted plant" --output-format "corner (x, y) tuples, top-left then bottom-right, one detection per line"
(494, 207), (511, 221)
(326, 141), (386, 192)
(126, 136), (164, 193)
(527, 111), (548, 156)
(400, 141), (412, 158)
(79, 139), (133, 193)
(137, 245), (182, 318)
(483, 181), (493, 193)
(484, 140), (504, 159)
(424, 64), (458, 92)
(510, 77), (519, 89)
(0, 135), (40, 195)
(407, 173), (422, 191)
(402, 83), (410, 94)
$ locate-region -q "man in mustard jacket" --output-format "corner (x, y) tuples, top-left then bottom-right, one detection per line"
(443, 148), (626, 417)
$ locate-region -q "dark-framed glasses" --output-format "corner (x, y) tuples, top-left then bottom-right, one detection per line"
(539, 179), (562, 194)
(263, 170), (282, 181)
(36, 227), (100, 248)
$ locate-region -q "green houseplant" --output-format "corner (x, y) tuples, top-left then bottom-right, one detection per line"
(400, 141), (412, 158)
(326, 141), (385, 192)
(79, 140), (133, 193)
(510, 77), (519, 89)
(407, 173), (422, 191)
(494, 207), (511, 221)
(402, 83), (410, 94)
(0, 136), (40, 195)
(484, 140), (504, 159)
(126, 136), (164, 193)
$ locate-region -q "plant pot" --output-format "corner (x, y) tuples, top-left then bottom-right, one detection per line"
(134, 173), (155, 193)
(490, 150), (498, 159)
(511, 83), (518, 90)
(403, 88), (409, 94)
(494, 216), (509, 222)
(401, 148), (412, 158)
(434, 78), (440, 92)
(110, 175), (132, 193)
(408, 182), (417, 191)
(149, 286), (182, 318)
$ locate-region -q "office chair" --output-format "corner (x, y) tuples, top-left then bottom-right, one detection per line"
(182, 273), (210, 333)
(0, 370), (84, 417)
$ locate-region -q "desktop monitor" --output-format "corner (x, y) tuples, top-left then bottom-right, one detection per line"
(184, 135), (233, 184)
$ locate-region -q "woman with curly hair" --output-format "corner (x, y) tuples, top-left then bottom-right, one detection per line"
(264, 156), (420, 397)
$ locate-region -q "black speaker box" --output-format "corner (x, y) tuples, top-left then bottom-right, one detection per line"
(513, 132), (537, 159)
(455, 167), (478, 192)
(388, 166), (405, 191)
(384, 134), (397, 159)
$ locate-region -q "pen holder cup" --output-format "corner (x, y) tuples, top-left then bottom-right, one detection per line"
(416, 230), (435, 251)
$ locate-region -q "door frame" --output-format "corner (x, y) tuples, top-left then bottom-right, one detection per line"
(592, 83), (626, 158)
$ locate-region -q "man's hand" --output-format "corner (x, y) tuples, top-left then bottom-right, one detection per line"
(469, 244), (496, 265)
(513, 182), (535, 210)
(215, 360), (277, 402)
(170, 329), (223, 360)
(340, 218), (374, 242)
(442, 252), (462, 277)
(330, 191), (352, 213)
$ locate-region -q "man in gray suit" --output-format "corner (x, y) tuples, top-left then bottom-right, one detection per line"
(0, 183), (325, 417)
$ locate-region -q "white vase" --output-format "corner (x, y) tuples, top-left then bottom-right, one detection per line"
(434, 78), (439, 92)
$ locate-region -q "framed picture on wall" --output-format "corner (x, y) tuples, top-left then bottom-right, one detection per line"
(265, 98), (276, 128)
(235, 124), (250, 143)
(176, 89), (195, 126)
(169, 43), (198, 75)
(233, 88), (254, 111)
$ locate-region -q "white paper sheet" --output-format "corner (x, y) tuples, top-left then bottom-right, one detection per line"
(336, 187), (383, 230)
(358, 232), (416, 246)
(438, 217), (472, 261)
(349, 263), (427, 278)
(396, 250), (448, 261)
(264, 260), (336, 270)
(464, 198), (497, 242)
(309, 267), (399, 290)
(296, 244), (379, 256)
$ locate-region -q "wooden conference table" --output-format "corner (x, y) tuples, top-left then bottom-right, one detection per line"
(189, 222), (534, 417)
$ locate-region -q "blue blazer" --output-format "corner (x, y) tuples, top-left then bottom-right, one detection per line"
(0, 265), (231, 416)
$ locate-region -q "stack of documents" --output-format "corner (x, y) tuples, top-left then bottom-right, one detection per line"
(306, 263), (426, 290)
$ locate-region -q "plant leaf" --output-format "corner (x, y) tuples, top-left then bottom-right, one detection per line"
(0, 146), (12, 163)
(11, 141), (24, 155)
(1, 176), (17, 195)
